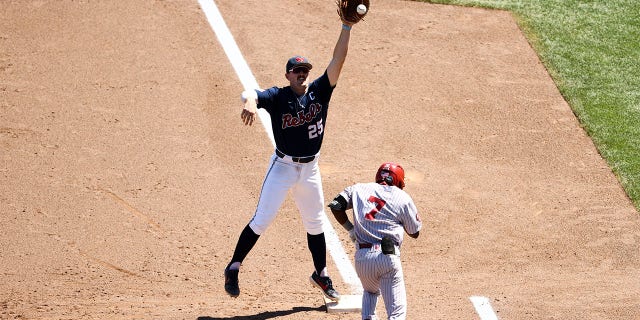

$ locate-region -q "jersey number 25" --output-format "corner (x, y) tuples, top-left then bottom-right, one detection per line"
(308, 119), (324, 139)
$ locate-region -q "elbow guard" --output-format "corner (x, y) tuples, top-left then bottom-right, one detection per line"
(328, 195), (347, 211)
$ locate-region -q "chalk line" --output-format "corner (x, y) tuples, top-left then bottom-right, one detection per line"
(470, 296), (499, 320)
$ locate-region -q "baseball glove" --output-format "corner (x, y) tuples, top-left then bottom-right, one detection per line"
(336, 0), (369, 24)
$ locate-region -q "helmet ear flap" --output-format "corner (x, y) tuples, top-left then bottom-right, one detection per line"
(376, 162), (405, 189)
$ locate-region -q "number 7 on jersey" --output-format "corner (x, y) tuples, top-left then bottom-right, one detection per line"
(365, 196), (386, 220)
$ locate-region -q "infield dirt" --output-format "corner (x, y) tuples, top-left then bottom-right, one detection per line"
(2, 0), (639, 319)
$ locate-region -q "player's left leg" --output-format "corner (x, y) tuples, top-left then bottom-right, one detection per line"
(361, 291), (380, 320)
(225, 156), (296, 297)
(355, 250), (384, 320)
(292, 159), (325, 235)
(292, 159), (340, 300)
(292, 159), (326, 273)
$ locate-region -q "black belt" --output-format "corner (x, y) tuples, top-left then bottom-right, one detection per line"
(360, 241), (396, 255)
(275, 149), (315, 163)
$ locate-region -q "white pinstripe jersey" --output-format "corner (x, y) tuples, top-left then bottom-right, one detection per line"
(338, 182), (422, 247)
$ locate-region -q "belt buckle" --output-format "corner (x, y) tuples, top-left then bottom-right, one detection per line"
(301, 156), (314, 163)
(364, 244), (380, 252)
(358, 243), (380, 251)
(292, 155), (314, 163)
(276, 150), (314, 163)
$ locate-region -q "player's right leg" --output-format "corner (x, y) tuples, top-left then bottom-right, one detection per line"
(224, 156), (297, 297)
(248, 157), (298, 234)
(225, 224), (259, 297)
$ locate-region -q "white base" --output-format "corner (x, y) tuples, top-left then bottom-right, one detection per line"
(324, 294), (362, 313)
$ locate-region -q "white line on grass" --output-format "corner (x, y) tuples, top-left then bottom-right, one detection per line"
(197, 0), (363, 294)
(470, 296), (499, 320)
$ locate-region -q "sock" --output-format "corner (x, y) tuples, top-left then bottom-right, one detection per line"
(307, 232), (327, 276)
(228, 224), (260, 269)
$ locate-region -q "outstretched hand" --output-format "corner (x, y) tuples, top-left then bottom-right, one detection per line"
(241, 105), (256, 126)
(240, 90), (258, 126)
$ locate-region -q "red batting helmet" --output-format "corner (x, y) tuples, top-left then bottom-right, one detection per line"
(375, 162), (405, 189)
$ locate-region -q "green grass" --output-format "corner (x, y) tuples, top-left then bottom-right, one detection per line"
(420, 0), (640, 211)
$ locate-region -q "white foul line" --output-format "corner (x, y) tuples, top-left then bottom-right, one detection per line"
(470, 296), (499, 320)
(197, 0), (363, 294)
(196, 0), (273, 145)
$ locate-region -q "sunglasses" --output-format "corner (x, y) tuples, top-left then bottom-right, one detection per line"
(290, 67), (310, 74)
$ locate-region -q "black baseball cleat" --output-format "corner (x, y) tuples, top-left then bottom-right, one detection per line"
(310, 271), (341, 302)
(224, 266), (240, 297)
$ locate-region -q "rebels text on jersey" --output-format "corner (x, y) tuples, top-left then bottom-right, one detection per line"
(257, 71), (334, 157)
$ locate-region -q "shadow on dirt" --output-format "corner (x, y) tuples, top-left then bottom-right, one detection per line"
(197, 305), (326, 319)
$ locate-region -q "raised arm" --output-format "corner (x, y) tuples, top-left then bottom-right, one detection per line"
(326, 23), (353, 87)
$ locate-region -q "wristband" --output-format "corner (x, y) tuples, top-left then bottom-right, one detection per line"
(241, 89), (257, 102)
(342, 220), (354, 231)
(342, 24), (352, 31)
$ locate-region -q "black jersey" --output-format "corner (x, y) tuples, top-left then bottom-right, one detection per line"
(257, 71), (335, 157)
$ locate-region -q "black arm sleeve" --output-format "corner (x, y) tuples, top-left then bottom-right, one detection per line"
(328, 195), (348, 211)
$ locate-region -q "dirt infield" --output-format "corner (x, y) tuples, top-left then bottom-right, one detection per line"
(2, 0), (640, 319)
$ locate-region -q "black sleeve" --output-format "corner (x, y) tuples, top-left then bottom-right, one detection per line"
(328, 194), (348, 211)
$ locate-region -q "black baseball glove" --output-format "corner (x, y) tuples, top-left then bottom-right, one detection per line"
(337, 0), (370, 24)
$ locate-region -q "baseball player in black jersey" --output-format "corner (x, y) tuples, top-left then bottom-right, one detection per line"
(224, 20), (356, 302)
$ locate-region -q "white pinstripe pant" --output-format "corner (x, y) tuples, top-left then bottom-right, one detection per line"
(355, 248), (407, 320)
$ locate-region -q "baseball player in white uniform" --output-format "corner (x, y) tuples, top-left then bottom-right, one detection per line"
(328, 162), (422, 320)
